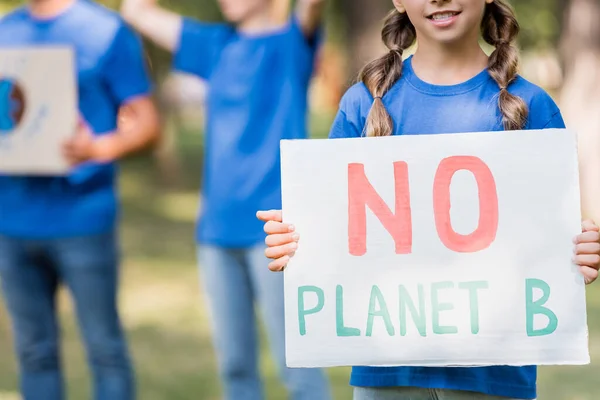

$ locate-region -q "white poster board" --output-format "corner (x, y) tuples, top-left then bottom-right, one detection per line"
(280, 129), (589, 368)
(0, 47), (76, 175)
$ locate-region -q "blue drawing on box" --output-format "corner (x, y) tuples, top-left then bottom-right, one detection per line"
(25, 104), (48, 137)
(0, 78), (26, 135)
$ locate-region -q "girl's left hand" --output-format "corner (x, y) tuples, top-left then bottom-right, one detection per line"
(63, 120), (99, 166)
(63, 121), (116, 166)
(574, 220), (600, 285)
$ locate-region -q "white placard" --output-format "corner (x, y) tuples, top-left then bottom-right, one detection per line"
(0, 47), (76, 175)
(280, 129), (589, 368)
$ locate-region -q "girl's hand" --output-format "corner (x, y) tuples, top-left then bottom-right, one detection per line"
(574, 220), (600, 285)
(63, 121), (118, 166)
(257, 210), (300, 271)
(62, 121), (98, 166)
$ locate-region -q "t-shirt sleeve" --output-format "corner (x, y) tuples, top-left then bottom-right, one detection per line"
(329, 109), (361, 139)
(527, 90), (566, 130)
(289, 14), (323, 56)
(541, 111), (566, 129)
(328, 84), (369, 139)
(287, 14), (324, 80)
(102, 24), (152, 105)
(173, 18), (231, 80)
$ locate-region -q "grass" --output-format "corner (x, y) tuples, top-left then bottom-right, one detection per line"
(0, 115), (600, 399)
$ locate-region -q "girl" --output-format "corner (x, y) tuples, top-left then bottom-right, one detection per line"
(0, 0), (159, 399)
(257, 0), (600, 399)
(121, 0), (331, 399)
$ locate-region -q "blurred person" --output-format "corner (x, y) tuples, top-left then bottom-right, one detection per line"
(120, 0), (331, 399)
(0, 0), (159, 399)
(257, 0), (600, 399)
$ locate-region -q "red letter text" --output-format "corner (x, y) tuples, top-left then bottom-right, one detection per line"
(348, 162), (412, 256)
(433, 156), (498, 252)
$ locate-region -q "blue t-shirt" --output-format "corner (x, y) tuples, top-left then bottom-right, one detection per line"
(0, 0), (151, 238)
(330, 56), (565, 400)
(173, 16), (320, 247)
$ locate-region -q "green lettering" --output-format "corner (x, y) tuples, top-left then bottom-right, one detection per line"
(458, 281), (489, 334)
(399, 284), (426, 336)
(366, 285), (395, 336)
(336, 285), (361, 336)
(431, 281), (458, 334)
(526, 279), (558, 337)
(298, 286), (324, 336)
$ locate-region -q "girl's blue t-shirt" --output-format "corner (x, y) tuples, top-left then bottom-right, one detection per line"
(330, 56), (565, 400)
(0, 0), (152, 238)
(173, 17), (320, 247)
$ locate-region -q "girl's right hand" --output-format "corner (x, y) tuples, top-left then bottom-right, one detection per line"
(256, 210), (300, 271)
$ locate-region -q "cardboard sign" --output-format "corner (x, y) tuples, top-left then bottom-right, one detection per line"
(280, 129), (589, 368)
(0, 47), (76, 175)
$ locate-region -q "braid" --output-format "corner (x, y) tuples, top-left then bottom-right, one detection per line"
(482, 0), (528, 130)
(359, 10), (416, 137)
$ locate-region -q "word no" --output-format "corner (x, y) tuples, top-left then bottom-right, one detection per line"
(348, 156), (498, 255)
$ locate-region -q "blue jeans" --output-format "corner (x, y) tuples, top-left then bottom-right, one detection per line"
(353, 387), (525, 400)
(198, 244), (331, 400)
(0, 232), (133, 400)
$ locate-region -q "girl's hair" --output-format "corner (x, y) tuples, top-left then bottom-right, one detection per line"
(360, 0), (527, 137)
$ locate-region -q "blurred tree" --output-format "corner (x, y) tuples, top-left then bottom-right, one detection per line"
(342, 0), (389, 81)
(513, 0), (561, 49)
(558, 0), (600, 223)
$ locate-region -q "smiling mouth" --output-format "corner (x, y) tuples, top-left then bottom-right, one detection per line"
(426, 11), (462, 21)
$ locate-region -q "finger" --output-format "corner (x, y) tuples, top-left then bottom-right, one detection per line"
(62, 147), (83, 163)
(265, 232), (299, 247)
(64, 156), (80, 167)
(62, 140), (76, 153)
(268, 256), (290, 272)
(573, 230), (600, 244)
(580, 266), (599, 285)
(256, 209), (283, 223)
(573, 253), (600, 268)
(65, 152), (83, 165)
(582, 219), (600, 232)
(264, 220), (294, 235)
(265, 242), (298, 260)
(575, 242), (600, 255)
(62, 145), (76, 159)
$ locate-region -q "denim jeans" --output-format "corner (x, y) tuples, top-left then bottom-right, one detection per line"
(353, 387), (527, 400)
(198, 244), (331, 400)
(0, 232), (133, 400)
